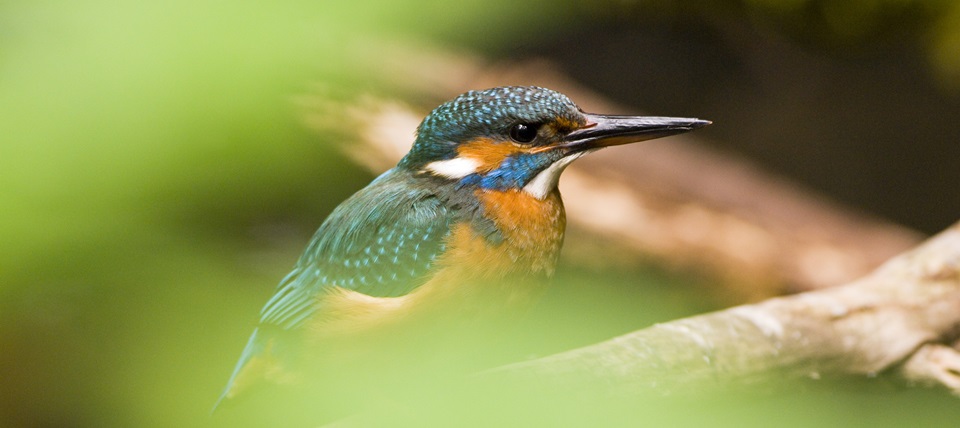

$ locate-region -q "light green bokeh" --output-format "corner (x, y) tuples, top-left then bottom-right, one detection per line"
(3, 0), (960, 426)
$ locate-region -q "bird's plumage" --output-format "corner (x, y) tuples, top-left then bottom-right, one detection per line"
(401, 87), (584, 169)
(260, 169), (454, 330)
(216, 86), (710, 408)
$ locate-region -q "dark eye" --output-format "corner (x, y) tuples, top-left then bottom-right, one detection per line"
(509, 123), (539, 143)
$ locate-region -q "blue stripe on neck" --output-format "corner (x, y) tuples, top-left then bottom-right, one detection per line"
(458, 152), (555, 191)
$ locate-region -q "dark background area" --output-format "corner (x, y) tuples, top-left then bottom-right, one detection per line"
(508, 6), (960, 234)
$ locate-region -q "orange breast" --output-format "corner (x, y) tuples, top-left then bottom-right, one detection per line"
(308, 188), (566, 338)
(472, 187), (566, 276)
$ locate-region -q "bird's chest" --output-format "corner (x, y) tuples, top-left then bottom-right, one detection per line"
(405, 188), (566, 313)
(472, 188), (566, 276)
(309, 189), (565, 337)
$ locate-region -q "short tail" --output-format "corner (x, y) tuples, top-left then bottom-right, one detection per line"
(211, 328), (266, 413)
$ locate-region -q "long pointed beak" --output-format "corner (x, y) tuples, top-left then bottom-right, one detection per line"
(562, 114), (711, 151)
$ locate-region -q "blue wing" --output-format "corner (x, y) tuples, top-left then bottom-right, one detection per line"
(259, 168), (452, 330)
(215, 169), (456, 410)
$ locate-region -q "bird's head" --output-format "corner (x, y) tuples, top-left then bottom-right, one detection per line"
(399, 86), (709, 199)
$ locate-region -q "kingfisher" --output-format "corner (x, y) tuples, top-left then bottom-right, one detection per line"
(216, 86), (709, 408)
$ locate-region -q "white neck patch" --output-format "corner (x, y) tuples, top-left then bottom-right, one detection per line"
(522, 151), (589, 200)
(423, 157), (481, 179)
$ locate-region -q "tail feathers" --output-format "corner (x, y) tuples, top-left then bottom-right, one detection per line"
(213, 327), (303, 413)
(212, 327), (265, 412)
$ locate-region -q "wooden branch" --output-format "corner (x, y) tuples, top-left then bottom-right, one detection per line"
(486, 222), (960, 395)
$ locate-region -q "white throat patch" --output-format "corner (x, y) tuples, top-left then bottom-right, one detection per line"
(522, 151), (590, 200)
(423, 157), (481, 179)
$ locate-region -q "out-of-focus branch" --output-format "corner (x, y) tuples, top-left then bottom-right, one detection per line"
(298, 50), (921, 301)
(320, 223), (960, 428)
(486, 222), (960, 395)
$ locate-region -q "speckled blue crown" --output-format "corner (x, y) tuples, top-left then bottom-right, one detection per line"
(400, 86), (582, 168)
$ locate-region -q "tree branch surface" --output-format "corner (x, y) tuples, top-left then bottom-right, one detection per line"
(489, 222), (960, 395)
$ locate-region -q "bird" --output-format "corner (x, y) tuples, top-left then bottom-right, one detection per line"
(215, 86), (709, 409)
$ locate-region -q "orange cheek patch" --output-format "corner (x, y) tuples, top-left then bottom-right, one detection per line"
(456, 137), (523, 173)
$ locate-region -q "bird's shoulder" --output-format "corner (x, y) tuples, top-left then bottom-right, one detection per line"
(258, 168), (467, 330)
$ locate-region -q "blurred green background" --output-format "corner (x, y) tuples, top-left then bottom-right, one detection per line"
(3, 0), (960, 426)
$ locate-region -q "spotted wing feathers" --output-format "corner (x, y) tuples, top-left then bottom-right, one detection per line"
(258, 169), (451, 330)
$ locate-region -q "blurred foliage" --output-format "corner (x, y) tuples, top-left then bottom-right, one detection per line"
(2, 0), (960, 427)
